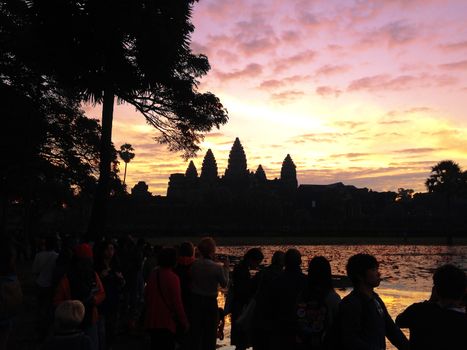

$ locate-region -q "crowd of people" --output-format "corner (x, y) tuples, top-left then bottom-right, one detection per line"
(0, 235), (466, 350)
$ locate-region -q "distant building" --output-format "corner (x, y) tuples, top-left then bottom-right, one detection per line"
(166, 138), (299, 201)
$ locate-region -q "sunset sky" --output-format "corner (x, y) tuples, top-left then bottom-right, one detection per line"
(85, 0), (467, 195)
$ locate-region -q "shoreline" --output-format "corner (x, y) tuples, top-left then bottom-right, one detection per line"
(146, 235), (467, 246)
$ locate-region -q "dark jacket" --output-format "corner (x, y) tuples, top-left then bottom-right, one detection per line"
(174, 256), (195, 315)
(252, 264), (283, 330)
(339, 290), (408, 350)
(396, 301), (467, 350)
(270, 266), (307, 333)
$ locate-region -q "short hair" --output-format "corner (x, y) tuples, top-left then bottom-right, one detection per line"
(271, 251), (285, 266)
(197, 237), (216, 258)
(179, 241), (194, 258)
(158, 247), (177, 268)
(55, 300), (85, 330)
(285, 248), (302, 268)
(244, 248), (264, 263)
(346, 254), (379, 286)
(433, 264), (466, 300)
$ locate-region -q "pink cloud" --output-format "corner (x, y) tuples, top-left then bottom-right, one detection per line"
(316, 86), (342, 97)
(216, 63), (263, 81)
(348, 74), (457, 92)
(439, 40), (467, 51)
(259, 79), (284, 89)
(280, 30), (301, 44)
(191, 41), (210, 55)
(271, 90), (305, 102)
(315, 64), (351, 76)
(258, 75), (311, 90)
(358, 20), (419, 48)
(273, 49), (317, 73)
(439, 60), (467, 71)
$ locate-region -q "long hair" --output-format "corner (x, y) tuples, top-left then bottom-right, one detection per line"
(305, 256), (334, 300)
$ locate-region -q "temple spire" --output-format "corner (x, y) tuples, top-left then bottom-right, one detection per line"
(200, 149), (218, 183)
(255, 164), (267, 182)
(185, 160), (198, 179)
(225, 137), (248, 180)
(280, 154), (297, 189)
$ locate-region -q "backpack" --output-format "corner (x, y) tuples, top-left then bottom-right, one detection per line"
(296, 294), (328, 349)
(0, 276), (23, 320)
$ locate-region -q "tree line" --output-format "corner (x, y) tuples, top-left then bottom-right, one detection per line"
(1, 0), (228, 239)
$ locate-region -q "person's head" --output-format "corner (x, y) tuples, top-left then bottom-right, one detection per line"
(198, 237), (216, 259)
(0, 239), (16, 275)
(308, 256), (333, 291)
(284, 248), (302, 270)
(179, 241), (195, 258)
(54, 300), (85, 331)
(433, 264), (466, 302)
(271, 251), (285, 268)
(244, 248), (264, 269)
(346, 253), (380, 288)
(158, 247), (177, 268)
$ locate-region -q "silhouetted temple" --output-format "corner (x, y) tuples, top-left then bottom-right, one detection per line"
(167, 138), (298, 201)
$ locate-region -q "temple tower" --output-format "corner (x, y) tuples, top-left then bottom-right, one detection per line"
(255, 164), (267, 183)
(200, 149), (218, 184)
(280, 154), (298, 190)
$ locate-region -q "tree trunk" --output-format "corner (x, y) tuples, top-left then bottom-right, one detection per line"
(86, 87), (115, 241)
(123, 162), (128, 187)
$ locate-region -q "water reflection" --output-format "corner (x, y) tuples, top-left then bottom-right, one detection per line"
(215, 245), (467, 350)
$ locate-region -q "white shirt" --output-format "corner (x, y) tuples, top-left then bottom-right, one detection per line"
(190, 257), (229, 297)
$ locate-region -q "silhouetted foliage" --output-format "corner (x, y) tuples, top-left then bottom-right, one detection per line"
(425, 160), (465, 196)
(131, 181), (152, 199)
(396, 188), (414, 202)
(3, 0), (228, 237)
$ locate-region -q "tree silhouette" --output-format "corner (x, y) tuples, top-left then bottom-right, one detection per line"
(14, 0), (228, 237)
(426, 160), (464, 244)
(118, 144), (135, 187)
(425, 160), (463, 196)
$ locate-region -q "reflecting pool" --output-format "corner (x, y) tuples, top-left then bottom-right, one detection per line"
(215, 245), (467, 350)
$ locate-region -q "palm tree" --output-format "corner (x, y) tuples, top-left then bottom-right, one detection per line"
(21, 0), (228, 238)
(426, 160), (463, 244)
(425, 160), (462, 195)
(118, 143), (135, 187)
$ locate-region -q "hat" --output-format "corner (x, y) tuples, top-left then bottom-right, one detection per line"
(73, 243), (93, 259)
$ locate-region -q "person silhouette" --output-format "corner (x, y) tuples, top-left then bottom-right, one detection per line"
(338, 254), (409, 350)
(396, 264), (467, 350)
